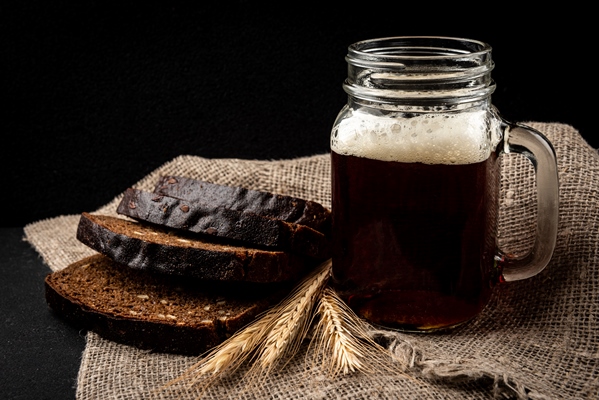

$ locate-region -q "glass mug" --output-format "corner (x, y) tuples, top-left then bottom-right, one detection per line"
(330, 37), (559, 332)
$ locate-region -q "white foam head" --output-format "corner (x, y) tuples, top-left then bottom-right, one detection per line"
(331, 107), (501, 165)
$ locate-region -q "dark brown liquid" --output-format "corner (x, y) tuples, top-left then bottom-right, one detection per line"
(331, 151), (500, 331)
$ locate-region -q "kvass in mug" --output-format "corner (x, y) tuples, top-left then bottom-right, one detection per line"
(330, 37), (558, 331)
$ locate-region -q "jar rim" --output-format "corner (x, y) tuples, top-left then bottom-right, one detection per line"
(343, 36), (495, 105)
(347, 36), (492, 64)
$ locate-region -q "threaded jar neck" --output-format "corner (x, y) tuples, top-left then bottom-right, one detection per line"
(344, 36), (496, 106)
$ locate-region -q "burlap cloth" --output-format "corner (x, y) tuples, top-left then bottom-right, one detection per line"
(24, 122), (598, 399)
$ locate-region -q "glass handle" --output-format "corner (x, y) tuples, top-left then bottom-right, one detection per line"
(498, 123), (559, 282)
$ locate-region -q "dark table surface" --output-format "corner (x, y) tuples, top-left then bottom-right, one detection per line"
(1, 228), (85, 400)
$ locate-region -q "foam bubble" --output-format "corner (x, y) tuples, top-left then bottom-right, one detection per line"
(331, 107), (501, 165)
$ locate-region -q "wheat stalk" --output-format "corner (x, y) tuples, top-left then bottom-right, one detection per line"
(311, 287), (368, 376)
(163, 258), (416, 397)
(162, 311), (277, 395)
(255, 259), (330, 365)
(165, 259), (332, 393)
(308, 287), (406, 379)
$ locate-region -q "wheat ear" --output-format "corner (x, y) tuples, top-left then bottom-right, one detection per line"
(308, 287), (407, 379)
(164, 259), (332, 393)
(242, 258), (332, 383)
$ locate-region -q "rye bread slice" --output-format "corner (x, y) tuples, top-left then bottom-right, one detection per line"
(45, 254), (283, 355)
(76, 212), (314, 283)
(153, 175), (332, 234)
(116, 188), (331, 260)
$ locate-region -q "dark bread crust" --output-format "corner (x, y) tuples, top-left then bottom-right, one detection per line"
(116, 188), (331, 260)
(76, 212), (314, 283)
(45, 254), (282, 355)
(153, 175), (332, 234)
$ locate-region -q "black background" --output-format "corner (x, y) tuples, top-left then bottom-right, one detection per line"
(0, 4), (594, 399)
(2, 2), (593, 227)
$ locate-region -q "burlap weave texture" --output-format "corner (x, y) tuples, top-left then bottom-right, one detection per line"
(24, 122), (598, 399)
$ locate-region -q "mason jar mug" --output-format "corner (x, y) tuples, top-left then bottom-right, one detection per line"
(330, 36), (559, 332)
